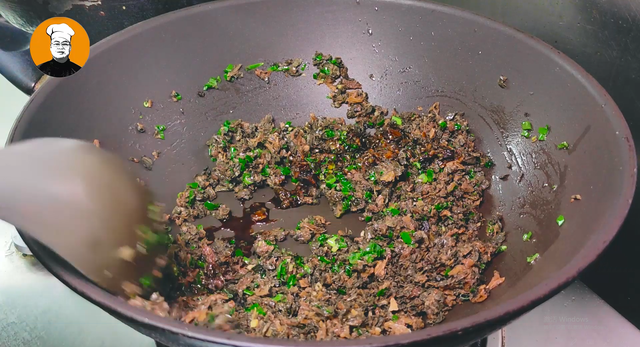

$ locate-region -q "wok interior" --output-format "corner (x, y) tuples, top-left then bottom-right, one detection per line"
(10, 0), (634, 341)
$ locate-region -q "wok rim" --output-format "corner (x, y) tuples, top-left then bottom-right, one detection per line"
(8, 0), (637, 346)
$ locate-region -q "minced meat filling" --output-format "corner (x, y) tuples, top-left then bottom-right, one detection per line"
(130, 52), (506, 340)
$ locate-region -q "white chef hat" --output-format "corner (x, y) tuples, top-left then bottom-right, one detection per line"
(46, 23), (75, 42)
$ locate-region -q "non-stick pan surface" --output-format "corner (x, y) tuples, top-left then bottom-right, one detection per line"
(8, 0), (635, 346)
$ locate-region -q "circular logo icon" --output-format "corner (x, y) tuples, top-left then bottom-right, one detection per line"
(30, 17), (90, 78)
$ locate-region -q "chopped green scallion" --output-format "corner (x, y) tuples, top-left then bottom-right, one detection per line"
(245, 63), (264, 71)
(527, 253), (540, 263)
(399, 231), (412, 245)
(538, 125), (550, 141)
(273, 294), (285, 302)
(203, 201), (220, 211)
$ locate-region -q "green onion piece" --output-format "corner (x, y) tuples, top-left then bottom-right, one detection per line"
(143, 100), (152, 108)
(444, 268), (451, 276)
(224, 64), (234, 73)
(229, 239), (235, 244)
(391, 115), (402, 126)
(426, 169), (435, 182)
(364, 191), (373, 202)
(521, 129), (531, 138)
(484, 160), (494, 168)
(195, 271), (203, 285)
(454, 123), (462, 130)
(139, 274), (153, 288)
(557, 141), (569, 149)
(261, 165), (269, 177)
(234, 249), (243, 257)
(364, 215), (372, 222)
(439, 121), (447, 130)
(522, 121), (533, 131)
(245, 62), (264, 71)
(273, 294), (285, 302)
(325, 129), (335, 138)
(538, 125), (549, 141)
(276, 261), (287, 280)
(527, 253), (540, 263)
(245, 303), (266, 316)
(279, 166), (291, 176)
(229, 307), (236, 315)
(197, 260), (206, 268)
(331, 261), (343, 273)
(286, 274), (297, 288)
(376, 288), (388, 297)
(312, 72), (318, 80)
(242, 172), (253, 186)
(399, 231), (412, 245)
(386, 207), (400, 216)
(345, 264), (353, 276)
(523, 231), (533, 242)
(497, 245), (507, 253)
(318, 256), (331, 264)
(187, 182), (199, 189)
(301, 63), (307, 71)
(291, 178), (299, 184)
(314, 53), (323, 61)
(155, 125), (167, 132)
(320, 67), (331, 75)
(203, 201), (220, 211)
(325, 174), (337, 185)
(203, 76), (221, 90)
(392, 314), (399, 322)
(556, 215), (565, 226)
(337, 288), (347, 295)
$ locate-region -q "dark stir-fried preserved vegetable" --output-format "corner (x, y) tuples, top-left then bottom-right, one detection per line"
(129, 52), (506, 340)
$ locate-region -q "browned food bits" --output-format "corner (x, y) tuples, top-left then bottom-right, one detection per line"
(131, 52), (507, 340)
(498, 75), (508, 89)
(140, 156), (153, 171)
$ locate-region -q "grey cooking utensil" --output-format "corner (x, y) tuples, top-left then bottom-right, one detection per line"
(0, 138), (166, 296)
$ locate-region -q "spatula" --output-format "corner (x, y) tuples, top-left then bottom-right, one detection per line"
(0, 138), (169, 297)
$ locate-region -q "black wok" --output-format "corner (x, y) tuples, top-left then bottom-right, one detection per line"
(6, 0), (636, 346)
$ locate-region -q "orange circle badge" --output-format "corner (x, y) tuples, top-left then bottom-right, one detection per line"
(30, 17), (90, 78)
